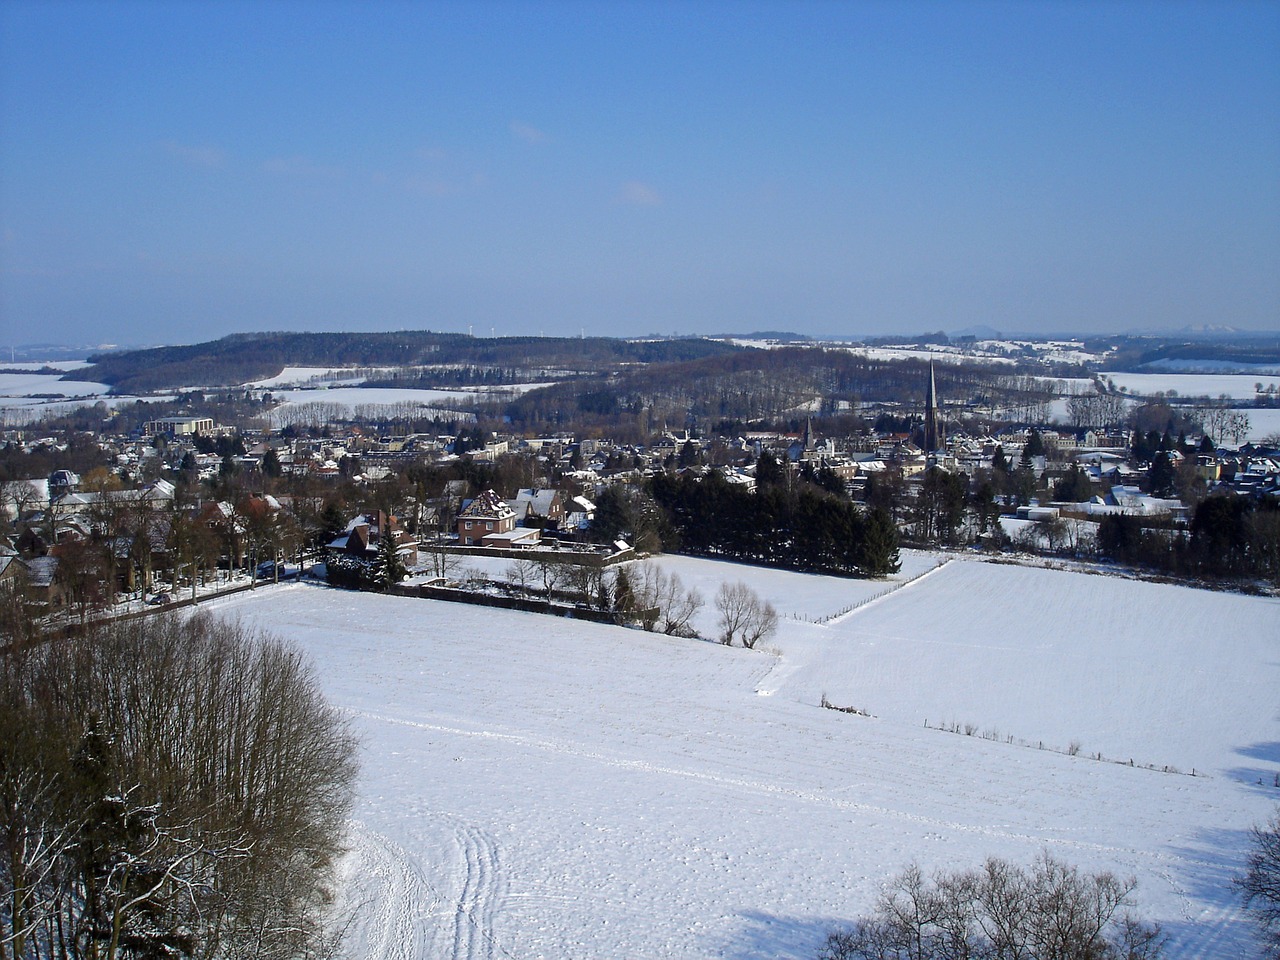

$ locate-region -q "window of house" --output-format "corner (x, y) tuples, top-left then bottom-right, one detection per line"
(465, 521), (472, 529)
(487, 522), (493, 530)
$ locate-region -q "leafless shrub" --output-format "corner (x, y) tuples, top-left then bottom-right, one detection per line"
(819, 852), (1164, 960)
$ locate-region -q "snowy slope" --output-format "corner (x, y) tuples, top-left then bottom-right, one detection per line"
(208, 556), (1280, 960)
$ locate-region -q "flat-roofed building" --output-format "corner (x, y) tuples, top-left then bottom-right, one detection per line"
(144, 416), (215, 437)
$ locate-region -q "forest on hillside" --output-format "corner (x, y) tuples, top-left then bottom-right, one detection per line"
(71, 332), (742, 392)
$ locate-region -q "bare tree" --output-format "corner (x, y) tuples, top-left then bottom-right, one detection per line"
(506, 558), (539, 596)
(631, 564), (703, 636)
(1239, 808), (1280, 958)
(740, 597), (779, 649)
(714, 581), (778, 648)
(561, 561), (606, 609)
(534, 555), (564, 607)
(0, 480), (45, 531)
(714, 581), (753, 645)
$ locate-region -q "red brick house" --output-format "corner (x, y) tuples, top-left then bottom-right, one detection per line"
(456, 490), (517, 546)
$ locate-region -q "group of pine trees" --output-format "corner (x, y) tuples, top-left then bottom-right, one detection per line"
(649, 467), (900, 578)
(1097, 494), (1280, 582)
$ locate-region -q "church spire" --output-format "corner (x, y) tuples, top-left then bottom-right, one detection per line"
(924, 361), (941, 454)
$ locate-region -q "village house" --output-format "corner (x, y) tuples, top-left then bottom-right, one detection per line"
(509, 488), (566, 530)
(327, 510), (419, 566)
(456, 489), (527, 547)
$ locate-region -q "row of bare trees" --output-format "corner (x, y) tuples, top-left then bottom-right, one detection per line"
(495, 559), (779, 647)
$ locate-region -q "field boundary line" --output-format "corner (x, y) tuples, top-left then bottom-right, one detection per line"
(822, 558), (953, 626)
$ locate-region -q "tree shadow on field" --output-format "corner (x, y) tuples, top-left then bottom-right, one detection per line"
(1161, 824), (1261, 957)
(1227, 741), (1280, 796)
(718, 909), (847, 960)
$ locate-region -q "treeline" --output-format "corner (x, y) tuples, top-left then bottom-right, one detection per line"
(1097, 494), (1280, 583)
(362, 365), (547, 388)
(496, 348), (1072, 438)
(74, 332), (741, 393)
(647, 468), (901, 577)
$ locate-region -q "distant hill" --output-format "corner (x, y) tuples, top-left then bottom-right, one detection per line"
(70, 331), (743, 393)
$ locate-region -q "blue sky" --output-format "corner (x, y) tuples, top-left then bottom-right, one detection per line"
(1, 0), (1277, 348)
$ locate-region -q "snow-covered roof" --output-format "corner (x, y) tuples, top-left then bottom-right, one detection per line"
(26, 555), (57, 588)
(459, 489), (516, 522)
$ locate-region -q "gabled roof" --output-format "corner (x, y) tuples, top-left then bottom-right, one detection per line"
(458, 489), (515, 522)
(26, 555), (57, 588)
(505, 500), (533, 522)
(514, 488), (563, 515)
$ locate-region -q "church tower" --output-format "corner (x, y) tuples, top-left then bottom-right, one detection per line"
(923, 361), (941, 454)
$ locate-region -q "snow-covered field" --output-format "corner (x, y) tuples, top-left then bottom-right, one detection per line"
(0, 360), (91, 372)
(1102, 372), (1280, 400)
(0, 371), (117, 423)
(1239, 408), (1280, 444)
(206, 554), (1280, 960)
(245, 366), (370, 388)
(0, 371), (111, 402)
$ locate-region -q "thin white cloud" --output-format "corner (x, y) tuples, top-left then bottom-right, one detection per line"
(415, 146), (448, 161)
(617, 180), (662, 206)
(161, 140), (225, 169)
(510, 121), (549, 145)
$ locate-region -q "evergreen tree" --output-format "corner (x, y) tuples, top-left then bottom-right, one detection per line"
(754, 450), (785, 489)
(1024, 429), (1046, 458)
(972, 478), (999, 534)
(612, 568), (636, 618)
(1190, 494), (1253, 577)
(678, 439), (699, 468)
(991, 445), (1010, 475)
(1053, 465), (1094, 503)
(262, 447), (282, 478)
(859, 507), (901, 576)
(1148, 451), (1176, 498)
(317, 501), (348, 549)
(376, 528), (407, 587)
(1012, 465), (1037, 506)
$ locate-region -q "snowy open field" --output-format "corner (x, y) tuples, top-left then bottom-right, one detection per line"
(0, 371), (110, 403)
(1239, 408), (1280, 444)
(1102, 372), (1280, 400)
(0, 371), (117, 423)
(207, 554), (1280, 960)
(268, 385), (541, 412)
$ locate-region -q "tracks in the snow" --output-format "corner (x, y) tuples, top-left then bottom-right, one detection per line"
(345, 816), (511, 960)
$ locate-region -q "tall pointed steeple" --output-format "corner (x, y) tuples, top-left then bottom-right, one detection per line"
(924, 361), (941, 454)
